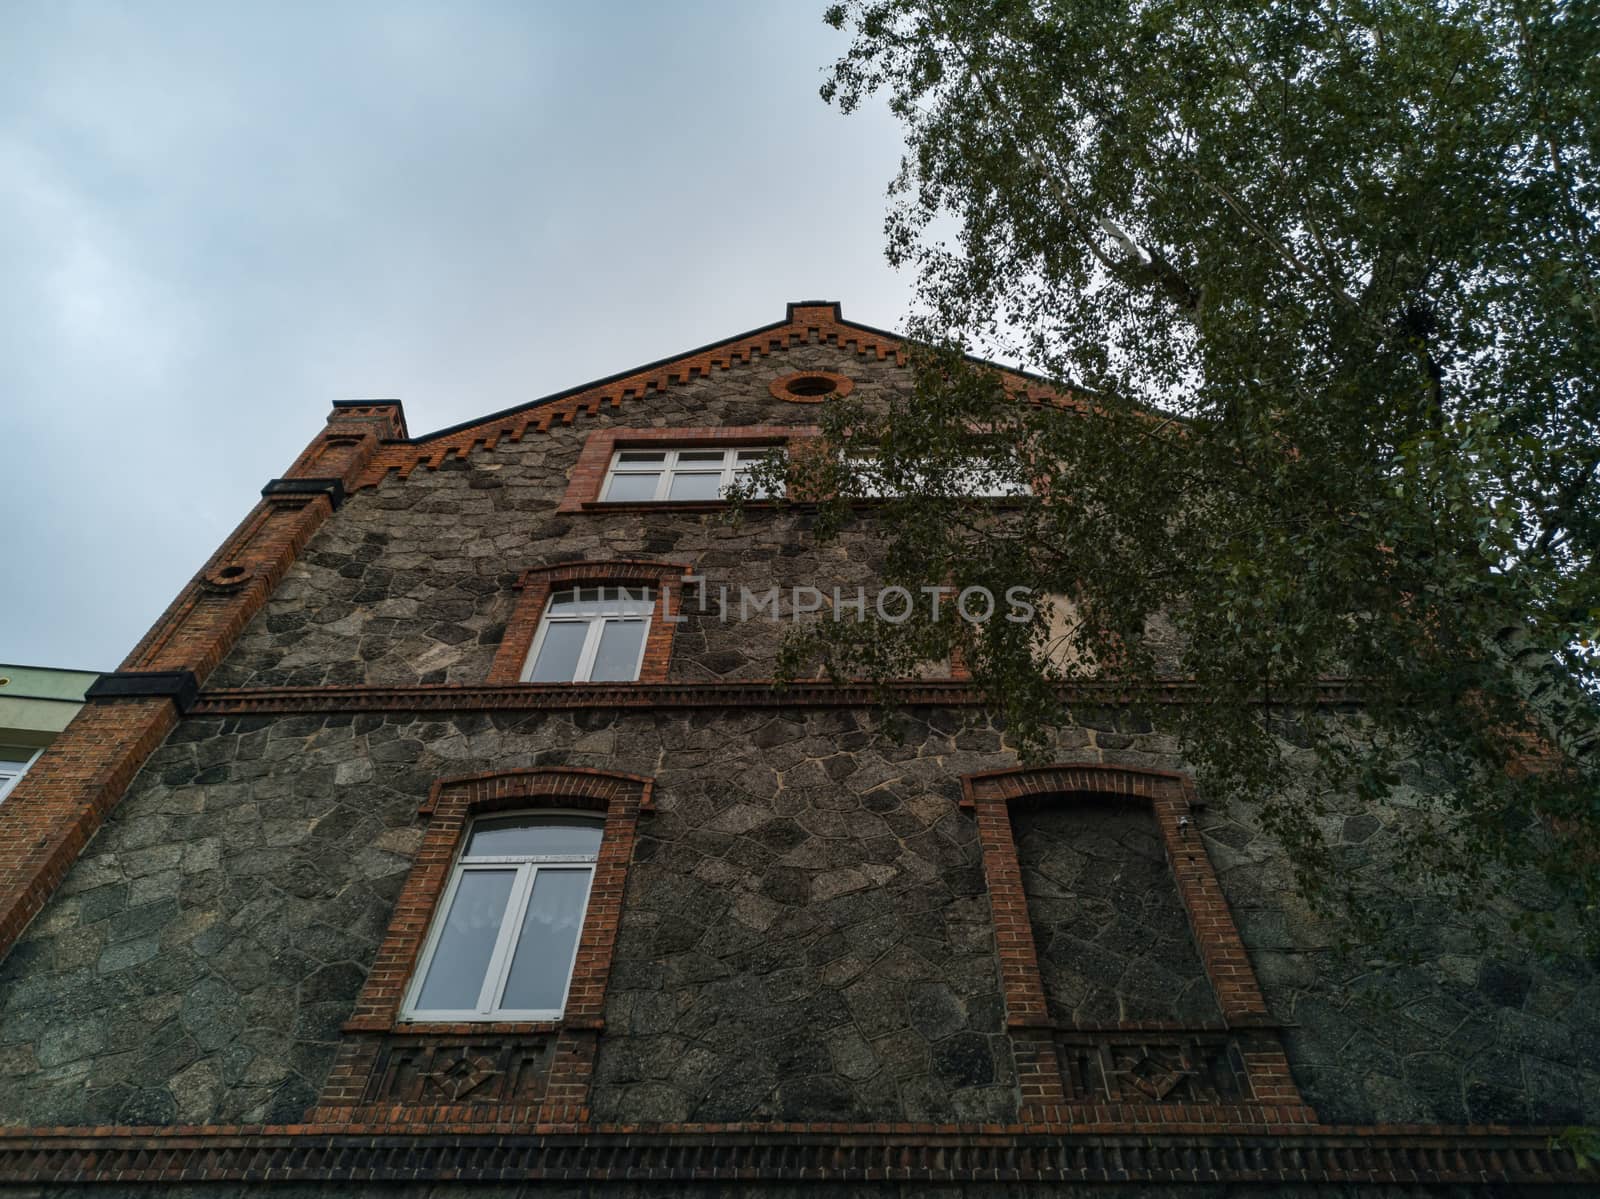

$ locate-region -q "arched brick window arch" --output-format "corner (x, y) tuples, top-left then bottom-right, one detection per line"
(486, 560), (694, 685)
(314, 767), (652, 1127)
(960, 763), (1316, 1126)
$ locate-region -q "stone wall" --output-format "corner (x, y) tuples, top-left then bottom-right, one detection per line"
(0, 704), (1594, 1129)
(207, 344), (911, 690)
(4, 335), (1597, 1137)
(1014, 800), (1220, 1026)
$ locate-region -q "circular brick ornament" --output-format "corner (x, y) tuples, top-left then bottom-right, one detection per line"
(769, 371), (854, 403)
(201, 563), (252, 592)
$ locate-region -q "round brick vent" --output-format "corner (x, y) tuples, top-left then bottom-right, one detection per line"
(770, 370), (854, 404)
(203, 563), (252, 591)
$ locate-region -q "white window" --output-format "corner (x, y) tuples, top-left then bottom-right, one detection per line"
(600, 446), (781, 502)
(848, 454), (1030, 498)
(521, 586), (655, 683)
(0, 748), (40, 803)
(404, 813), (603, 1021)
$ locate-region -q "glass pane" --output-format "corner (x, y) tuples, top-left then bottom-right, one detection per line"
(588, 619), (647, 681)
(676, 449), (726, 463)
(735, 449), (769, 462)
(617, 450), (666, 464)
(667, 472), (724, 501)
(467, 815), (604, 859)
(604, 472), (660, 502)
(733, 466), (775, 500)
(527, 620), (589, 682)
(498, 868), (591, 1012)
(590, 587), (654, 615)
(414, 868), (516, 1012)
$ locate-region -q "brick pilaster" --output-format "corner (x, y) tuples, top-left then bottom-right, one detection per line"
(0, 401), (403, 962)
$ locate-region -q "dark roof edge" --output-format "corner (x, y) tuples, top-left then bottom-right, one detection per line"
(395, 312), (803, 445)
(0, 663), (105, 679)
(391, 302), (1089, 447)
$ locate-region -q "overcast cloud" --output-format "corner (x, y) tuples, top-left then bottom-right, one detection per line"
(0, 2), (913, 670)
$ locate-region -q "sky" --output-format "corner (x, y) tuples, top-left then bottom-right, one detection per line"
(0, 1), (915, 671)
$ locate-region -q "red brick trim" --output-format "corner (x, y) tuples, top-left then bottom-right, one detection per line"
(189, 678), (1371, 716)
(319, 767), (651, 1125)
(557, 425), (819, 513)
(768, 369), (855, 403)
(0, 1125), (1584, 1184)
(354, 303), (1085, 490)
(0, 406), (398, 965)
(484, 560), (695, 685)
(960, 763), (1314, 1125)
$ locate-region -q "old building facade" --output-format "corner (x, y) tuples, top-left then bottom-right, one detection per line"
(0, 302), (1593, 1194)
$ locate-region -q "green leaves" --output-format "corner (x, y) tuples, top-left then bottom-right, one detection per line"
(818, 0), (1600, 948)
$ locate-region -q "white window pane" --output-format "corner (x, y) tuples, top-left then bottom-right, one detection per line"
(735, 450), (768, 462)
(588, 619), (647, 681)
(733, 467), (777, 500)
(414, 869), (516, 1012)
(498, 868), (591, 1012)
(604, 472), (660, 501)
(616, 450), (666, 464)
(591, 588), (654, 615)
(467, 815), (603, 859)
(676, 449), (726, 463)
(667, 472), (725, 501)
(528, 620), (589, 682)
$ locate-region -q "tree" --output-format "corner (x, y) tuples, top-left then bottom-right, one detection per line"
(762, 0), (1600, 943)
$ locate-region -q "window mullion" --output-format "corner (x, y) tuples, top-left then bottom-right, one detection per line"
(574, 617), (605, 682)
(654, 452), (675, 501)
(551, 865), (598, 1014)
(480, 863), (536, 1014)
(630, 614), (651, 679)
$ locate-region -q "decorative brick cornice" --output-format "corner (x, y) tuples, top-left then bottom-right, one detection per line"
(354, 302), (1080, 490)
(0, 1125), (1584, 1186)
(187, 678), (1369, 716)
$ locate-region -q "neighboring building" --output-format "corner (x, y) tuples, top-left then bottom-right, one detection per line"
(0, 302), (1592, 1194)
(0, 664), (98, 803)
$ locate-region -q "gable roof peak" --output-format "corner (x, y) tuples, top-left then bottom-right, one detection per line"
(786, 300), (843, 323)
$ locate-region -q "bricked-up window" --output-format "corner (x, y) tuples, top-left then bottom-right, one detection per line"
(600, 446), (782, 502)
(1012, 798), (1221, 1026)
(404, 812), (604, 1021)
(523, 586), (655, 683)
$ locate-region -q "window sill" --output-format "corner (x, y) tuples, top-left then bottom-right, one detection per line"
(577, 498), (1030, 513)
(579, 500), (781, 513)
(345, 1016), (605, 1035)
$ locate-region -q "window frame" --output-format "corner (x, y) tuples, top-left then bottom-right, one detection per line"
(0, 748), (42, 803)
(846, 453), (1033, 499)
(401, 810), (604, 1023)
(599, 446), (781, 503)
(520, 585), (656, 683)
